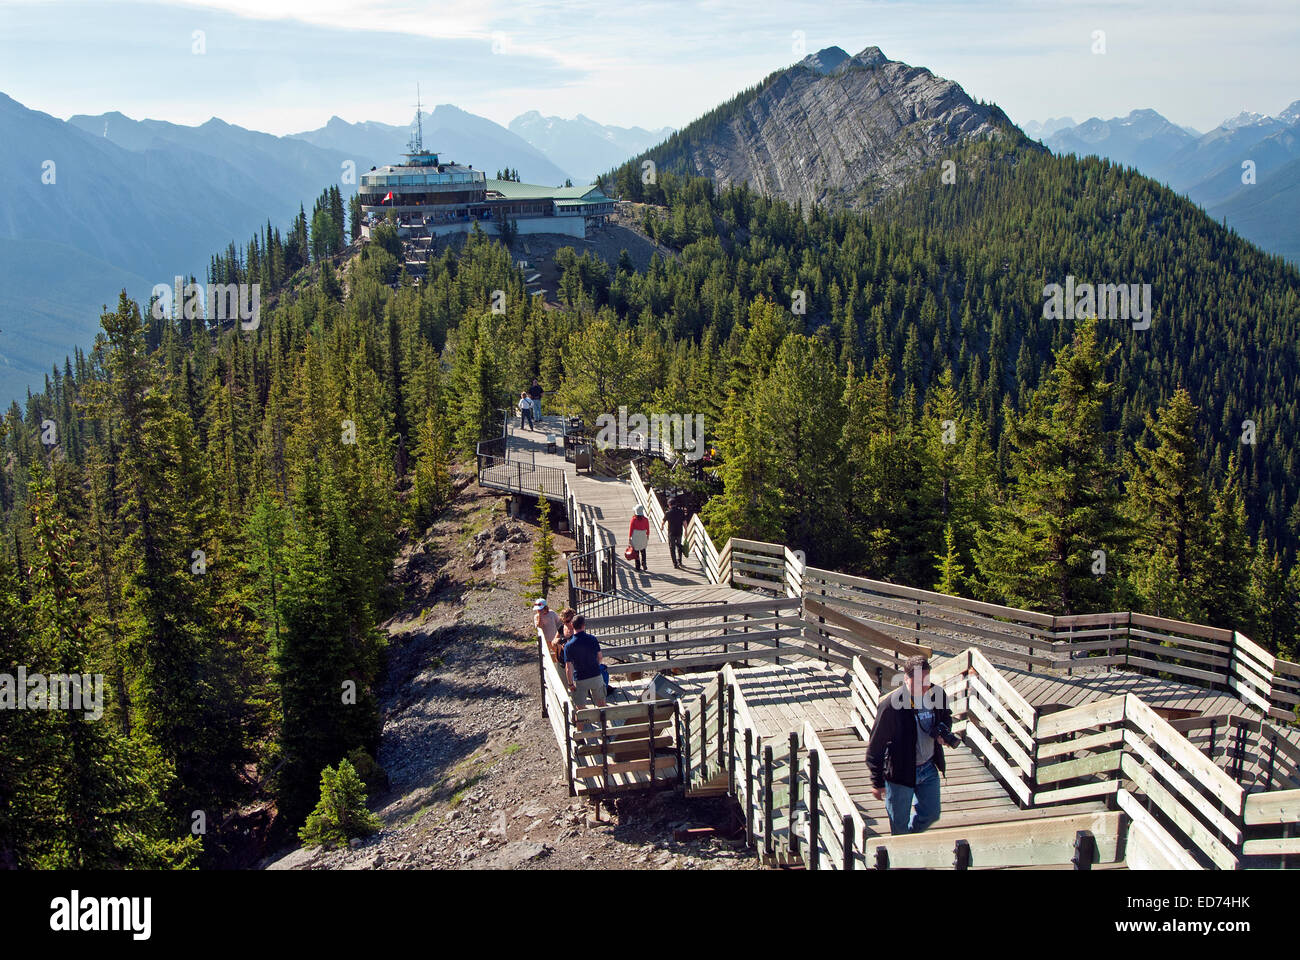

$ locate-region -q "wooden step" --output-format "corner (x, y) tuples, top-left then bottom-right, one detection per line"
(854, 809), (1123, 869)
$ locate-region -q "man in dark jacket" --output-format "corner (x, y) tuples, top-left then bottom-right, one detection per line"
(865, 655), (957, 835)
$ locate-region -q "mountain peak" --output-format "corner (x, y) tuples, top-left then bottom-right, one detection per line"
(799, 46), (851, 75)
(627, 44), (1010, 212)
(1222, 110), (1270, 130)
(852, 46), (890, 68)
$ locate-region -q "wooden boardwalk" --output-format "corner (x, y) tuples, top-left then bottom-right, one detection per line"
(509, 411), (1300, 869)
(505, 415), (753, 606)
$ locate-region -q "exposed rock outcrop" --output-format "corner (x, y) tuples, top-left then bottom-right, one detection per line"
(639, 45), (1023, 210)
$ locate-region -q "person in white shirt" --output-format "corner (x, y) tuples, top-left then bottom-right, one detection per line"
(517, 391), (535, 431)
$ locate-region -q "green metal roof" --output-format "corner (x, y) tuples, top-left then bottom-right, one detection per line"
(485, 180), (610, 201)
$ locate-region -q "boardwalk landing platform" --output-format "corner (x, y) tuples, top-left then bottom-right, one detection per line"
(490, 415), (1300, 870)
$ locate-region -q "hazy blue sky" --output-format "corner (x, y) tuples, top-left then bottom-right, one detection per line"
(1, 0), (1296, 135)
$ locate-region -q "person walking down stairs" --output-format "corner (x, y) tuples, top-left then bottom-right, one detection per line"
(628, 505), (650, 572)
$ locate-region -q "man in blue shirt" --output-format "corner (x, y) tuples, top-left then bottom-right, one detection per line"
(562, 615), (606, 708)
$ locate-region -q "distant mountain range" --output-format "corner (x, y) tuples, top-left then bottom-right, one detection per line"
(615, 45), (1021, 211)
(507, 112), (673, 183)
(0, 95), (646, 406)
(290, 105), (572, 186)
(1027, 104), (1300, 263)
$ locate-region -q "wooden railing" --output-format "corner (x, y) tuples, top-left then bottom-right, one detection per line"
(538, 634), (680, 797)
(587, 598), (804, 671)
(802, 722), (869, 870)
(846, 656), (881, 742)
(629, 462), (668, 543)
(682, 665), (811, 863)
(1169, 712), (1300, 791)
(803, 596), (932, 676)
(685, 513), (726, 584)
(1243, 787), (1300, 867)
(936, 648), (1038, 808)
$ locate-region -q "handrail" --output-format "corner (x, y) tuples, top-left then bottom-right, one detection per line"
(803, 722), (868, 870)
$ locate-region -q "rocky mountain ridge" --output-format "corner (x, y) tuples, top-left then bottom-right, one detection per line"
(620, 45), (1021, 210)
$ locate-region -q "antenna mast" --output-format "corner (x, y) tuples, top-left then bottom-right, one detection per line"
(411, 83), (425, 153)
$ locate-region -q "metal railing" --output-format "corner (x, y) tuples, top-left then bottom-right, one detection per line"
(477, 454), (567, 500)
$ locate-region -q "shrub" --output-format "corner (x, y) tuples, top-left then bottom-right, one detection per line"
(298, 759), (382, 849)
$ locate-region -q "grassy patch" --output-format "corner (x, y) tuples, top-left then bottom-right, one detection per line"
(504, 743), (522, 757)
(449, 771), (491, 807)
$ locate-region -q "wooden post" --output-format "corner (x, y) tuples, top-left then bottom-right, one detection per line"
(539, 645), (548, 718)
(843, 815), (855, 870)
(647, 703), (656, 787)
(697, 694), (707, 779)
(1208, 718), (1218, 761)
(763, 745), (774, 859)
(1265, 733), (1278, 791)
(1072, 830), (1095, 870)
(564, 703), (575, 797)
(788, 732), (800, 859)
(953, 839), (971, 870)
(808, 749), (820, 871)
(600, 709), (610, 789)
(1232, 720), (1248, 782)
(716, 671), (726, 774)
(727, 684), (737, 796)
(683, 707), (693, 791)
(744, 728), (755, 848)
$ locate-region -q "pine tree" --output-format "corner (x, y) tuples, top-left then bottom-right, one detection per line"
(1248, 540), (1295, 653)
(974, 321), (1128, 614)
(1197, 454), (1253, 631)
(1125, 388), (1210, 618)
(298, 758), (381, 849)
(411, 407), (452, 529)
(527, 490), (559, 600)
(934, 522), (967, 595)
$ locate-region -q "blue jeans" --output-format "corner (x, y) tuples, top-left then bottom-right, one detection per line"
(884, 761), (941, 835)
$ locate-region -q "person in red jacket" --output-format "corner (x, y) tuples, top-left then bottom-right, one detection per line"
(628, 504), (650, 571)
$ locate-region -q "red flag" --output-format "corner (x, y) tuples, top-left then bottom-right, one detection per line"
(383, 191), (393, 203)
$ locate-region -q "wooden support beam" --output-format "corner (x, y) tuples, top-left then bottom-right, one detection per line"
(763, 745), (774, 859)
(788, 732), (800, 859)
(808, 749), (820, 871)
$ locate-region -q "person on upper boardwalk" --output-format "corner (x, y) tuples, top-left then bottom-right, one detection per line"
(628, 504), (650, 572)
(528, 378), (544, 418)
(562, 615), (606, 709)
(661, 498), (687, 569)
(865, 655), (957, 836)
(533, 597), (563, 660)
(517, 391), (535, 431)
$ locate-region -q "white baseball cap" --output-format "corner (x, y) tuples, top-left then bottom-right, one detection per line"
(532, 598), (548, 610)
